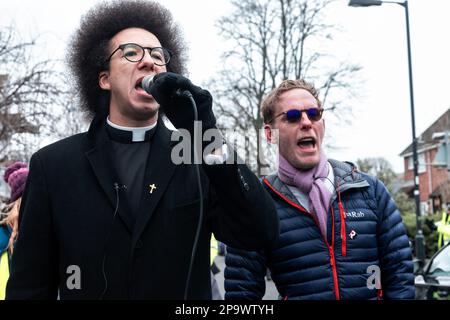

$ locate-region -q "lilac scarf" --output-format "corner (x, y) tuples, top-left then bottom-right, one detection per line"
(278, 152), (332, 238)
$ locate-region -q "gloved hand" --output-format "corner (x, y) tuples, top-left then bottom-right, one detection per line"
(424, 218), (437, 231)
(150, 72), (217, 134)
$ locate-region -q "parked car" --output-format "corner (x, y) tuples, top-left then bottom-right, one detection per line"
(415, 242), (450, 299)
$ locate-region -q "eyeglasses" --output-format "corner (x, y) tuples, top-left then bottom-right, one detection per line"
(106, 43), (172, 66)
(268, 108), (324, 124)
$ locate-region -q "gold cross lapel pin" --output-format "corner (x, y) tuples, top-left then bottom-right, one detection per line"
(149, 183), (157, 194)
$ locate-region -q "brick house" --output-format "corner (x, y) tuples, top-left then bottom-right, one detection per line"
(399, 108), (450, 215)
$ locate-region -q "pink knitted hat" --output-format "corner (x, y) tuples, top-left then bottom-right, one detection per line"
(3, 162), (29, 202)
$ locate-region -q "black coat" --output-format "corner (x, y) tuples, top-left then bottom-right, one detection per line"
(6, 116), (278, 299)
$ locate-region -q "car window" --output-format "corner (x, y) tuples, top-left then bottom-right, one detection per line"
(428, 245), (450, 276)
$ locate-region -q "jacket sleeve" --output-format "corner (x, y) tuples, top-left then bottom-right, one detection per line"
(437, 223), (450, 237)
(203, 153), (279, 251)
(224, 246), (267, 300)
(6, 153), (59, 299)
(375, 178), (415, 299)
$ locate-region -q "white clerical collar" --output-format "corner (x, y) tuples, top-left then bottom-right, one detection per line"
(107, 117), (157, 142)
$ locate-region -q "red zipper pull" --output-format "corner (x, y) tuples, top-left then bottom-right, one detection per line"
(339, 201), (347, 257)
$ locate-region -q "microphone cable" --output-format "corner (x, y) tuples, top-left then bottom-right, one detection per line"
(142, 78), (204, 299)
(99, 182), (122, 300)
(180, 90), (204, 300)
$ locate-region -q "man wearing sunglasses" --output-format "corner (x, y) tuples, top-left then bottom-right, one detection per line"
(6, 0), (279, 300)
(225, 79), (414, 300)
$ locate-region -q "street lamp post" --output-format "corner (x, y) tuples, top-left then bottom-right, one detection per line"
(348, 0), (425, 264)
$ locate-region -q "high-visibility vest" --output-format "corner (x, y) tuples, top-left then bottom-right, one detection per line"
(0, 251), (9, 300)
(210, 235), (219, 266)
(438, 210), (450, 249)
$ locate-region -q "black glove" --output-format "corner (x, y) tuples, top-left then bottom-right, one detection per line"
(425, 218), (437, 231)
(150, 72), (216, 134)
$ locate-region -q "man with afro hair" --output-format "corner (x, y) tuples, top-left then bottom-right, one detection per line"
(6, 0), (278, 300)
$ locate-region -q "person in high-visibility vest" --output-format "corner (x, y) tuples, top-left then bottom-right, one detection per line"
(437, 203), (450, 249)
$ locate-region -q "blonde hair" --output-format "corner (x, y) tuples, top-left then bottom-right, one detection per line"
(261, 79), (321, 124)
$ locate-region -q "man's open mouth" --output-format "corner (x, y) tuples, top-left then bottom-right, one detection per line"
(297, 137), (316, 149)
(135, 78), (144, 91)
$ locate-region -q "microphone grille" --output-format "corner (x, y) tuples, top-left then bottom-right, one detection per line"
(141, 75), (154, 93)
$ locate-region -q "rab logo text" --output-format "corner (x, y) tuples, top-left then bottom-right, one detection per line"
(345, 211), (365, 219)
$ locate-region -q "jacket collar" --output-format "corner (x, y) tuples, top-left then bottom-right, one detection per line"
(264, 159), (370, 200)
(106, 124), (157, 144)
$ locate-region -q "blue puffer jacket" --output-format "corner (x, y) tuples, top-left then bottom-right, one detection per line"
(225, 160), (414, 300)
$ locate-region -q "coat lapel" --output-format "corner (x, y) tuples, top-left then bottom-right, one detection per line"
(85, 119), (135, 234)
(132, 120), (177, 246)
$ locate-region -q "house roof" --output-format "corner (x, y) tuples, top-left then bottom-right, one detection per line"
(399, 108), (450, 157)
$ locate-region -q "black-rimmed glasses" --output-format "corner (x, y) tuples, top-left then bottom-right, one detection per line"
(106, 43), (172, 66)
(268, 108), (324, 124)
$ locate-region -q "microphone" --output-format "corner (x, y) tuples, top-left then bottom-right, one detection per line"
(141, 74), (192, 98)
(141, 75), (155, 95)
(113, 182), (127, 191)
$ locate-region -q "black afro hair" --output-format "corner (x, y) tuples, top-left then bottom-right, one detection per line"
(67, 0), (187, 118)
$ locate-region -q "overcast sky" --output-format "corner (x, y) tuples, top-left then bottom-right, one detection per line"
(1, 0), (449, 173)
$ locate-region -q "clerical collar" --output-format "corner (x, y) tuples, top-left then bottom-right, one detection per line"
(106, 117), (157, 143)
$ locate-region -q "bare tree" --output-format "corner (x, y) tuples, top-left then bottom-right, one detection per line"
(356, 157), (397, 188)
(52, 91), (90, 139)
(208, 0), (361, 176)
(0, 26), (82, 162)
